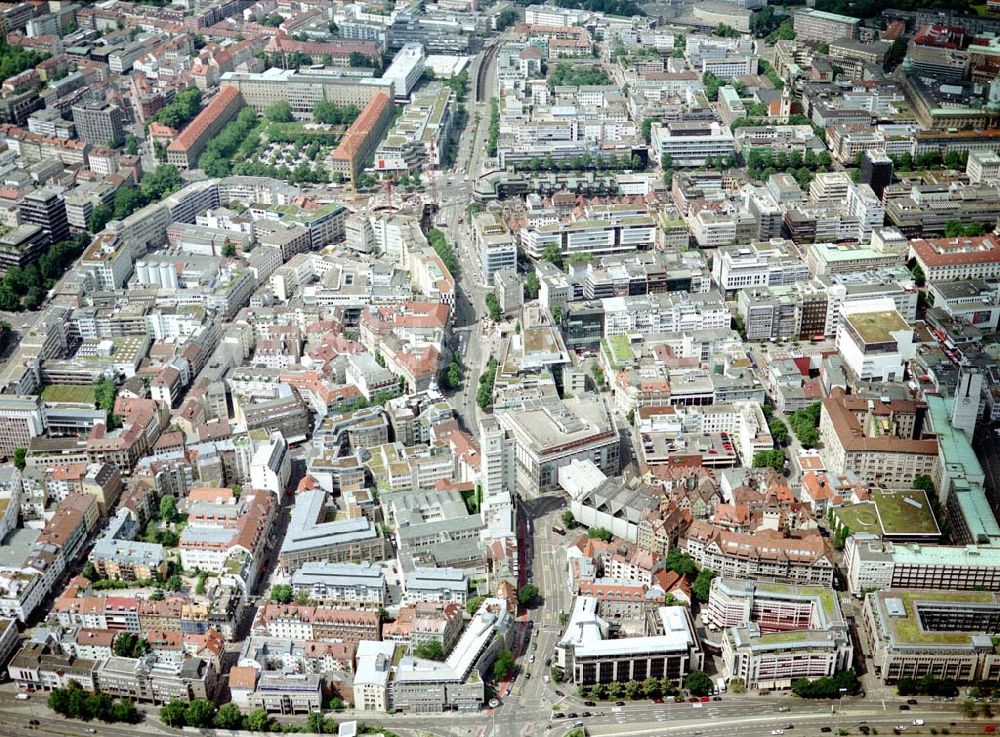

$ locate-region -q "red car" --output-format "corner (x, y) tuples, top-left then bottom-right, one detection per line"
(652, 697), (665, 704)
(700, 696), (710, 703)
(689, 697), (699, 703)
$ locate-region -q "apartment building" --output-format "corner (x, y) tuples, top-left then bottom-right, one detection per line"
(253, 604), (380, 645)
(221, 69), (394, 116)
(682, 520), (835, 586)
(279, 489), (390, 573)
(289, 561), (386, 609)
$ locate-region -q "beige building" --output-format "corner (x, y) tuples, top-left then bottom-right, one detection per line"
(862, 589), (1000, 684)
(819, 391), (938, 486)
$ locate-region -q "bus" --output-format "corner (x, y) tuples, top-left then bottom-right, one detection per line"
(551, 525), (565, 535)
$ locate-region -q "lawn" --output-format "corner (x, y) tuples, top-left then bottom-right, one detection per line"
(833, 504), (881, 535)
(871, 488), (940, 536)
(41, 384), (96, 404)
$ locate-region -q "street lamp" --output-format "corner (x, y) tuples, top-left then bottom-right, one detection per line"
(834, 687), (848, 735)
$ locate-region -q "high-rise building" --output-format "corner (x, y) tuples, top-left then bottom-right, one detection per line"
(479, 417), (514, 500)
(859, 151), (894, 199)
(0, 395), (46, 459)
(71, 101), (126, 147)
(951, 367), (984, 440)
(20, 189), (69, 246)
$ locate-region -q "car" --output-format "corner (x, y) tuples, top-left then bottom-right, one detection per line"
(772, 730), (785, 735)
(524, 672), (531, 679)
(574, 723), (584, 729)
(545, 657), (552, 666)
(778, 707), (791, 713)
(821, 729), (832, 733)
(555, 690), (565, 698)
(615, 701), (626, 707)
(581, 712), (592, 718)
(652, 697), (664, 704)
(28, 721), (39, 727)
(713, 697), (723, 701)
(15, 694), (29, 701)
(584, 701), (596, 707)
(895, 726), (907, 732)
(900, 705), (911, 711)
(530, 656), (535, 664)
(567, 713), (578, 719)
(553, 713), (565, 720)
(913, 720), (925, 727)
(701, 696), (710, 703)
(85, 730), (97, 734)
(544, 675), (550, 683)
(689, 697), (699, 703)
(784, 724), (794, 730)
(907, 699), (919, 705)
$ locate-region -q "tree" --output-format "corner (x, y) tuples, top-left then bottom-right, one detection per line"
(185, 699), (216, 728)
(524, 271), (540, 300)
(791, 670), (859, 699)
(222, 242), (237, 258)
(562, 510), (575, 529)
(87, 203), (114, 234)
(485, 292), (502, 321)
(963, 700), (978, 719)
(465, 595), (486, 615)
(910, 262), (926, 287)
(665, 548), (698, 577)
(214, 703), (243, 730)
(551, 666), (566, 683)
(542, 242), (564, 268)
(642, 676), (661, 699)
(587, 527), (612, 542)
(692, 569), (716, 603)
(160, 700), (188, 727)
(685, 670), (714, 697)
(518, 583), (539, 608)
(496, 8), (517, 30)
(270, 584), (293, 603)
(294, 589), (310, 606)
(606, 681), (624, 700)
(244, 707), (271, 732)
(159, 495), (178, 523)
(113, 632), (148, 658)
(913, 475), (936, 497)
(13, 447), (26, 470)
(265, 101), (294, 123)
(111, 699), (138, 723)
(493, 649), (515, 681)
(625, 680), (643, 700)
(165, 575), (183, 592)
(753, 449), (786, 472)
(414, 640), (446, 660)
(730, 677), (746, 694)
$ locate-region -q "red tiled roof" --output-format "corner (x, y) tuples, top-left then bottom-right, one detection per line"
(167, 86), (242, 154)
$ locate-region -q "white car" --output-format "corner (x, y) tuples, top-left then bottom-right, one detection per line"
(772, 731), (785, 735)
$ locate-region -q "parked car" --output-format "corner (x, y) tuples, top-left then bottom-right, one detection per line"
(900, 705), (910, 711)
(584, 701), (596, 707)
(907, 700), (919, 705)
(772, 730), (785, 735)
(821, 728), (832, 733)
(701, 696), (711, 703)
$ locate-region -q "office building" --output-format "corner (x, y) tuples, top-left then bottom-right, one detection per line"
(846, 536), (1000, 595)
(166, 87), (245, 170)
(859, 151), (894, 199)
(863, 589), (1000, 684)
(556, 597), (703, 686)
(793, 9), (861, 43)
(967, 149), (1000, 185)
(383, 43), (426, 103)
(835, 302), (915, 383)
(20, 189), (69, 246)
(908, 234), (1000, 283)
(72, 101), (126, 147)
(710, 578), (854, 690)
